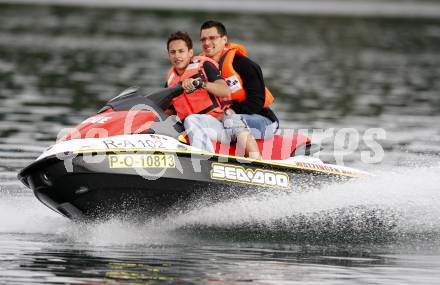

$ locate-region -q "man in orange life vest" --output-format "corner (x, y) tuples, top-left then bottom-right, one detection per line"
(166, 31), (262, 157)
(185, 20), (279, 159)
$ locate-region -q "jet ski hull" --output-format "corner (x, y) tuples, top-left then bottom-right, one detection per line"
(18, 149), (360, 220)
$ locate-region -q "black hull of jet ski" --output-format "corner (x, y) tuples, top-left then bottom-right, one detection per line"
(18, 150), (356, 220)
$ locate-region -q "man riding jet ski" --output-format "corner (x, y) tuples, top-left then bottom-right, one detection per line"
(191, 20), (279, 160)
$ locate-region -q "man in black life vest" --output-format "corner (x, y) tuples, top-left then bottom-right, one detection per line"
(197, 20), (280, 160)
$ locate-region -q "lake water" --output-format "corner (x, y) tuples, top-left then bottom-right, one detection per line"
(1, 2), (440, 284)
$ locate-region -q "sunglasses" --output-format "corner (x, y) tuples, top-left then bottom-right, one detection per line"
(199, 35), (222, 43)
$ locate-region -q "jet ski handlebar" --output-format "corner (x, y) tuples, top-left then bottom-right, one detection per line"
(102, 75), (205, 118)
(189, 77), (205, 90)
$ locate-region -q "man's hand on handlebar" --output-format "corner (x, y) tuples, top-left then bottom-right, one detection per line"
(182, 75), (206, 94)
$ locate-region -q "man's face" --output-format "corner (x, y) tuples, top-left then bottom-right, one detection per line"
(200, 27), (227, 61)
(168, 40), (193, 74)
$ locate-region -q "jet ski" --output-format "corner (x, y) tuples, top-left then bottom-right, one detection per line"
(18, 84), (368, 220)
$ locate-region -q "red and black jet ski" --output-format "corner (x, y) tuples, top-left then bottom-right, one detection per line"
(18, 85), (368, 220)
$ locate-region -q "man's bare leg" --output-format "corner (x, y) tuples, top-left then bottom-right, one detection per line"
(237, 131), (262, 160)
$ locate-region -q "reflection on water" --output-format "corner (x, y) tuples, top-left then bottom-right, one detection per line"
(2, 234), (395, 284)
(2, 227), (440, 284)
(1, 3), (440, 285)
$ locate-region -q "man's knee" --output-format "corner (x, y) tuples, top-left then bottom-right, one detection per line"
(184, 114), (205, 129)
(241, 115), (275, 140)
(223, 114), (249, 140)
(185, 114), (201, 123)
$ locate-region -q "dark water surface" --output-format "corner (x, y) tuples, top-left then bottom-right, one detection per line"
(1, 3), (440, 284)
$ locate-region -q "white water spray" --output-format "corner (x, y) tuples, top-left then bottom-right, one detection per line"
(1, 165), (439, 245)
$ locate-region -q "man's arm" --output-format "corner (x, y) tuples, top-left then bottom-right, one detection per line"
(202, 61), (231, 98)
(181, 61), (230, 97)
(229, 55), (265, 114)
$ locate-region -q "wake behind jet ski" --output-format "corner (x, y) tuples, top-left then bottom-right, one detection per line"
(18, 85), (368, 220)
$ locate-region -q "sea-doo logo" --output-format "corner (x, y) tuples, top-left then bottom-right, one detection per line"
(210, 163), (290, 189)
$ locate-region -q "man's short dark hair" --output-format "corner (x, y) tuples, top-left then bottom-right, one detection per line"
(200, 20), (227, 36)
(167, 31), (193, 51)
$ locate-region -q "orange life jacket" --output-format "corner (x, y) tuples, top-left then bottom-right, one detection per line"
(210, 43), (275, 108)
(166, 56), (224, 121)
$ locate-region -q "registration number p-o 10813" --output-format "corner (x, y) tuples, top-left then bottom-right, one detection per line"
(109, 154), (176, 169)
